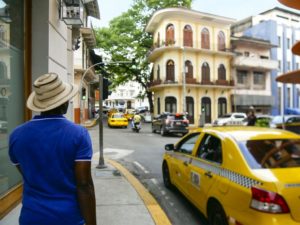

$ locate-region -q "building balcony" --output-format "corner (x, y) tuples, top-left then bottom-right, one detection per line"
(200, 80), (214, 85)
(232, 56), (278, 71)
(186, 77), (197, 84)
(148, 78), (234, 89)
(147, 39), (234, 62)
(148, 79), (162, 87)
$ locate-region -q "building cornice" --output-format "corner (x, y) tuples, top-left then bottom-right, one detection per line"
(146, 7), (236, 33)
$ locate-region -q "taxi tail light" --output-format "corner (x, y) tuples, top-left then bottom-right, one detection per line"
(183, 119), (189, 124)
(250, 187), (290, 214)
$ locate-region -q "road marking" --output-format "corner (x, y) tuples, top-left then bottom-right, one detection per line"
(92, 148), (134, 162)
(150, 178), (158, 185)
(134, 161), (150, 174)
(108, 159), (172, 225)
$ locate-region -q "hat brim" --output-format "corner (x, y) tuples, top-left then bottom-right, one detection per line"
(26, 83), (79, 112)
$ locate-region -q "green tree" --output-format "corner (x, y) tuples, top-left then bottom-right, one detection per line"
(95, 0), (193, 112)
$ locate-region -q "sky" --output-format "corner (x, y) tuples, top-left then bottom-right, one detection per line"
(93, 0), (298, 28)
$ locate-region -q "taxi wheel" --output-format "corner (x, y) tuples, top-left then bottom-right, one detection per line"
(162, 162), (173, 189)
(208, 201), (228, 225)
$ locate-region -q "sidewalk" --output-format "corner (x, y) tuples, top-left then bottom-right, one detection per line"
(0, 153), (171, 225)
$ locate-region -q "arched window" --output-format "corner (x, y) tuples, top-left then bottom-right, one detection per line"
(218, 64), (226, 80)
(165, 97), (177, 113)
(157, 65), (160, 80)
(186, 97), (194, 124)
(218, 98), (227, 117)
(183, 25), (193, 47)
(201, 28), (210, 49)
(218, 31), (225, 51)
(0, 61), (7, 80)
(201, 97), (211, 123)
(185, 60), (193, 79)
(150, 67), (154, 81)
(166, 24), (175, 46)
(201, 62), (210, 83)
(166, 60), (175, 82)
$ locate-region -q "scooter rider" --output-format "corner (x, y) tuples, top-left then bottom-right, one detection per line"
(132, 111), (142, 130)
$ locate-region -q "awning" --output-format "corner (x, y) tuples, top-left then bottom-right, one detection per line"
(285, 107), (300, 115)
(276, 70), (300, 83)
(278, 0), (300, 10)
(232, 95), (274, 106)
(84, 0), (100, 19)
(292, 41), (300, 56)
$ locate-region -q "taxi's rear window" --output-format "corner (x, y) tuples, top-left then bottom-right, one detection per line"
(238, 139), (300, 169)
(112, 114), (124, 118)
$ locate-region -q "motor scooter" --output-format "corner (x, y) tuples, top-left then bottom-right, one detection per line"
(131, 120), (141, 133)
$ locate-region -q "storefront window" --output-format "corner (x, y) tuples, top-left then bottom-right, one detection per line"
(0, 0), (24, 196)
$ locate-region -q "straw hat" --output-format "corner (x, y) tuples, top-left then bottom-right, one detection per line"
(26, 73), (78, 112)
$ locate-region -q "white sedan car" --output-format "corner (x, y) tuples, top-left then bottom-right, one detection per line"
(213, 112), (247, 126)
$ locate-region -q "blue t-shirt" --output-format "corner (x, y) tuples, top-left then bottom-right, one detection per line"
(9, 115), (93, 225)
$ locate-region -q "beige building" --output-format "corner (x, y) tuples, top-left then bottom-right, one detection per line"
(146, 7), (236, 125)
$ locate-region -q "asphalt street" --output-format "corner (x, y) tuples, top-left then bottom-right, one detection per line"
(88, 119), (209, 225)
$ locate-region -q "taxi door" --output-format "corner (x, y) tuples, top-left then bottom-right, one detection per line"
(187, 133), (222, 212)
(169, 132), (201, 196)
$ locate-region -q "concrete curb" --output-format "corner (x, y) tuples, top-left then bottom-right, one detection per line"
(83, 118), (98, 128)
(108, 160), (172, 225)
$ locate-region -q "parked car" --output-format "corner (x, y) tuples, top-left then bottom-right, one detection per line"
(107, 113), (128, 128)
(136, 106), (148, 114)
(270, 115), (300, 134)
(152, 112), (189, 136)
(255, 114), (273, 127)
(141, 111), (152, 123)
(213, 112), (247, 126)
(162, 126), (300, 225)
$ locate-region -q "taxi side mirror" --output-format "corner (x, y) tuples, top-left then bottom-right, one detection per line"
(165, 144), (175, 151)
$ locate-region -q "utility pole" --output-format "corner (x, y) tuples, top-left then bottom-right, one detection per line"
(182, 47), (186, 114)
(97, 73), (106, 168)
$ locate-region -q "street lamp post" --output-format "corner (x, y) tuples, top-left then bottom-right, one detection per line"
(79, 60), (134, 169)
(182, 47), (187, 114)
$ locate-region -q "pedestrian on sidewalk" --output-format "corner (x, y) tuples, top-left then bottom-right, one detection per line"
(247, 106), (257, 126)
(9, 73), (96, 225)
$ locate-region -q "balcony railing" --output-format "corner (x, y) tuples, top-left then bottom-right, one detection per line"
(200, 80), (214, 85)
(148, 79), (235, 87)
(186, 77), (197, 84)
(232, 56), (278, 70)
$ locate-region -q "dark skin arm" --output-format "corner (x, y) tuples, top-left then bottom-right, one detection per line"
(75, 161), (96, 225)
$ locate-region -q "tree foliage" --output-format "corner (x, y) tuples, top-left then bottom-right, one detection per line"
(95, 0), (193, 111)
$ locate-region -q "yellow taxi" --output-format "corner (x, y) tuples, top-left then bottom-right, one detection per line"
(108, 113), (128, 128)
(162, 126), (300, 225)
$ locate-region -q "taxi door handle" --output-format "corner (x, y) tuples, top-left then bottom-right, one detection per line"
(204, 171), (213, 178)
(183, 161), (189, 166)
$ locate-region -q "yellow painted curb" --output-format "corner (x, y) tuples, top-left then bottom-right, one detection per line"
(108, 159), (172, 225)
